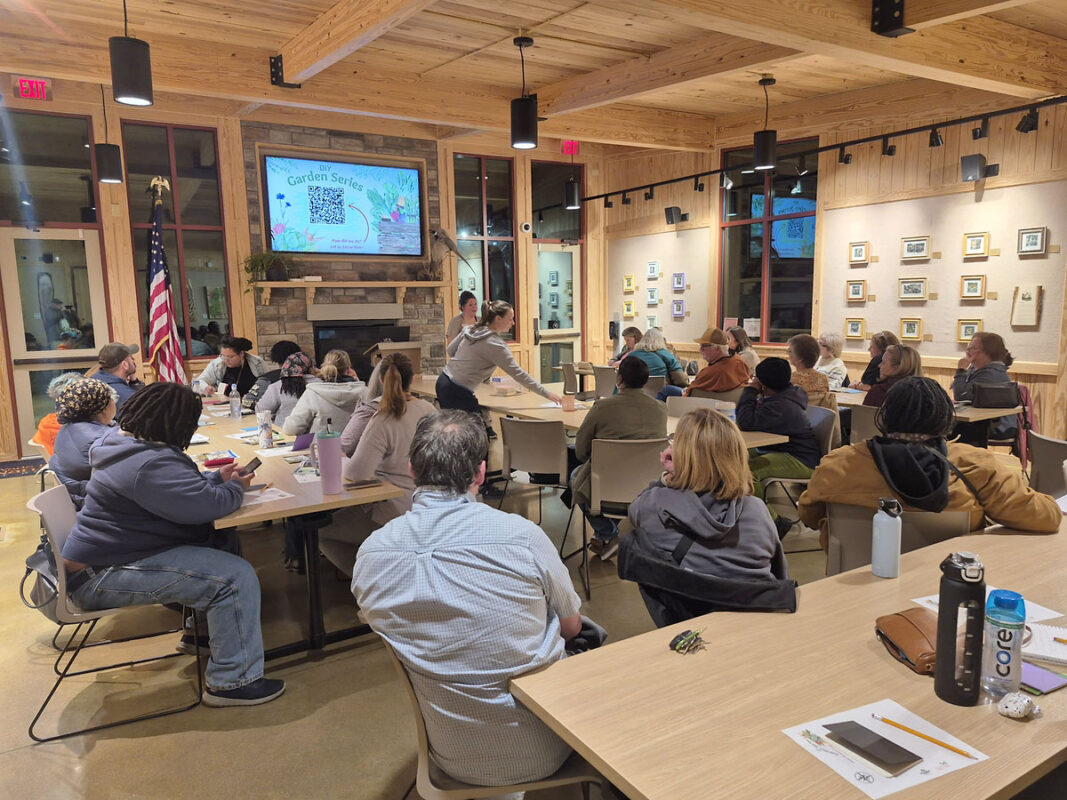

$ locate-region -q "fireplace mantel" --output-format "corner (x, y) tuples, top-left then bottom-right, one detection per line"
(256, 280), (450, 306)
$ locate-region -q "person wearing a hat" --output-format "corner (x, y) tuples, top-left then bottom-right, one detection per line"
(90, 342), (144, 414)
(736, 357), (820, 538)
(49, 378), (118, 509)
(658, 327), (750, 401)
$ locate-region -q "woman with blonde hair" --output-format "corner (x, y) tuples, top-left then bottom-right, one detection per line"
(283, 348), (366, 435)
(855, 330), (900, 390)
(815, 332), (848, 391)
(862, 344), (922, 407)
(621, 408), (793, 626)
(608, 326), (643, 366)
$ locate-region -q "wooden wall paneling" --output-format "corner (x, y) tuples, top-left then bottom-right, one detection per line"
(436, 140), (460, 327)
(216, 117), (256, 350)
(0, 275), (18, 459)
(810, 135), (827, 337)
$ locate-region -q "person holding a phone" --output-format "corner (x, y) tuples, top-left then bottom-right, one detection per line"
(61, 382), (286, 707)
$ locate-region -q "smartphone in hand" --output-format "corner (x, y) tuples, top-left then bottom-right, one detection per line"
(238, 457), (262, 477)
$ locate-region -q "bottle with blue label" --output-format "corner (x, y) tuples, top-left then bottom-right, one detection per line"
(981, 589), (1026, 697)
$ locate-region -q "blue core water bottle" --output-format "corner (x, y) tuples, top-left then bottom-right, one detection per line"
(981, 589), (1025, 697)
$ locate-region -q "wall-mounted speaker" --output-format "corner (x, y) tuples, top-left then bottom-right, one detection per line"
(664, 206), (689, 224)
(961, 154), (999, 182)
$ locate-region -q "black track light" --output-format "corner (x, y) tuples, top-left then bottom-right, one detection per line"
(644, 186), (654, 201)
(972, 117), (989, 140)
(110, 0), (153, 106)
(537, 210), (544, 223)
(797, 155), (809, 176)
(693, 176), (705, 192)
(1016, 108), (1039, 134)
(753, 76), (777, 170)
(929, 128), (943, 148)
(838, 146), (852, 165)
(510, 37), (537, 149)
(621, 192), (631, 205)
(881, 137), (896, 157)
(721, 173), (734, 190)
(564, 176), (581, 210)
(603, 196), (613, 209)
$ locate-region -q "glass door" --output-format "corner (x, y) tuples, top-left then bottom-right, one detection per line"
(0, 228), (108, 455)
(534, 244), (581, 383)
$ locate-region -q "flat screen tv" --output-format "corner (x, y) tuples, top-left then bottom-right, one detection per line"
(262, 154), (425, 257)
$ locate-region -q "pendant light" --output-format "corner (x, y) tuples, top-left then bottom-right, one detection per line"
(510, 36), (537, 150)
(110, 0), (153, 106)
(563, 151), (580, 210)
(94, 85), (124, 183)
(753, 76), (777, 170)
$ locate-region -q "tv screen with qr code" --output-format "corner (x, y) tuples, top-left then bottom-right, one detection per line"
(263, 155), (424, 256)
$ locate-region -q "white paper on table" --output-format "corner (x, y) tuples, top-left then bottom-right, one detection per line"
(783, 698), (986, 799)
(537, 401), (588, 409)
(253, 446), (301, 458)
(912, 587), (1059, 623)
(743, 317), (760, 338)
(291, 466), (320, 483)
(188, 433), (210, 445)
(241, 487), (294, 506)
(209, 410), (230, 418)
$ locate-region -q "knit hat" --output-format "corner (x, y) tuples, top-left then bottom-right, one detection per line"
(98, 342), (139, 370)
(55, 379), (115, 424)
(280, 352), (312, 378)
(755, 357), (792, 392)
(695, 327), (729, 346)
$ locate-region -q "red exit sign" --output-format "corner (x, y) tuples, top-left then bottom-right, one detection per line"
(13, 76), (52, 102)
(560, 140), (580, 156)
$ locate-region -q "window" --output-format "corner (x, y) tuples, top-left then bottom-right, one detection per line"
(453, 154), (516, 338)
(122, 122), (230, 359)
(719, 139), (817, 343)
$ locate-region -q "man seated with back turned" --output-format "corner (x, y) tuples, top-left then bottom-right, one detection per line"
(571, 356), (668, 558)
(89, 342), (145, 415)
(658, 327), (750, 401)
(352, 410), (591, 794)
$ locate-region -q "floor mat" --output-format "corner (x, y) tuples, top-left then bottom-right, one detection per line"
(0, 459), (45, 479)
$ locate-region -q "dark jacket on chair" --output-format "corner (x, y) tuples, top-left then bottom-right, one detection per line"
(736, 385), (820, 469)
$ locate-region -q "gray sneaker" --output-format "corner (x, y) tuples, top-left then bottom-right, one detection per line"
(204, 677), (286, 708)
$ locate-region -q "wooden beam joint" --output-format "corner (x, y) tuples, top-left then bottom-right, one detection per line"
(268, 55), (302, 90)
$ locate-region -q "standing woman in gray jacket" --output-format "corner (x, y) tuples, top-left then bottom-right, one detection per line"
(437, 301), (561, 430)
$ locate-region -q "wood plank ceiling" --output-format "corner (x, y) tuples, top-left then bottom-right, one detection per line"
(0, 0), (1064, 150)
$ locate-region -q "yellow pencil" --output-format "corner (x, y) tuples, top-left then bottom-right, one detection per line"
(871, 714), (976, 760)
(1053, 637), (1067, 646)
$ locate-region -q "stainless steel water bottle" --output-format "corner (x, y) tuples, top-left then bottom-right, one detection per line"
(934, 552), (986, 706)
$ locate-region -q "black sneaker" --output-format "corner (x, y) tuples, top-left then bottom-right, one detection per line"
(204, 677), (286, 707)
(176, 634), (211, 657)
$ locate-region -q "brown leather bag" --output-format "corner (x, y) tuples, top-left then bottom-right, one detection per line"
(875, 607), (938, 675)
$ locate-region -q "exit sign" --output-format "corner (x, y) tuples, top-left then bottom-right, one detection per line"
(13, 76), (52, 102)
(560, 140), (580, 156)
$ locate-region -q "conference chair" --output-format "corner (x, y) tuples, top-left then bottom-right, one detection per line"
(381, 640), (601, 800)
(825, 502), (970, 576)
(688, 386), (745, 405)
(759, 406), (837, 513)
(1027, 431), (1067, 497)
(592, 365), (617, 399)
(27, 438), (55, 493)
(643, 375), (667, 398)
(25, 486), (204, 743)
(562, 437), (668, 599)
(560, 363), (594, 401)
(849, 404), (880, 444)
(664, 395), (735, 418)
(498, 417), (568, 525)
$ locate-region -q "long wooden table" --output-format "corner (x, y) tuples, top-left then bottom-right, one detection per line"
(833, 389), (1022, 423)
(511, 526), (1067, 800)
(194, 408), (402, 655)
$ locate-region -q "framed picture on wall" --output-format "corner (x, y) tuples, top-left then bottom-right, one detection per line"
(548, 270), (558, 286)
(1018, 227), (1047, 255)
(672, 272), (686, 291)
(962, 232), (989, 258)
(959, 275), (986, 299)
(672, 299), (685, 318)
(957, 319), (983, 342)
(623, 274), (635, 292)
(549, 292), (559, 308)
(898, 277), (927, 300)
(899, 318), (923, 341)
(845, 279), (867, 302)
(844, 318), (866, 339)
(900, 236), (931, 260)
(646, 261), (659, 279)
(647, 315), (659, 328)
(647, 287), (659, 305)
(623, 300), (635, 318)
(848, 241), (869, 264)
(468, 277), (476, 290)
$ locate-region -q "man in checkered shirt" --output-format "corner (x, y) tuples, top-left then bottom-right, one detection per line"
(352, 410), (584, 794)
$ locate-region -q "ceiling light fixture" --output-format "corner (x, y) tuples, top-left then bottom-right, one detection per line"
(753, 76), (777, 170)
(790, 178), (803, 195)
(537, 210), (544, 223)
(881, 136), (896, 157)
(693, 176), (705, 192)
(721, 173), (734, 190)
(621, 192), (631, 205)
(18, 181), (32, 207)
(837, 146), (852, 165)
(797, 155), (809, 176)
(510, 36), (537, 150)
(110, 0), (154, 106)
(94, 85), (124, 183)
(603, 196), (613, 209)
(1016, 108), (1039, 133)
(928, 127), (943, 148)
(644, 186), (654, 201)
(972, 117), (989, 140)
(564, 176), (581, 210)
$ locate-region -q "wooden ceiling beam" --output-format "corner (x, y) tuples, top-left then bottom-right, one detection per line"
(279, 0), (440, 84)
(586, 0), (1065, 98)
(906, 0), (1034, 30)
(537, 34), (799, 116)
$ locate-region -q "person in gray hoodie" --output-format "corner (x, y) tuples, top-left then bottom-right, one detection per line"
(50, 378), (118, 509)
(952, 331), (1018, 444)
(61, 383), (286, 707)
(621, 408), (794, 627)
(437, 301), (561, 427)
(283, 348), (366, 435)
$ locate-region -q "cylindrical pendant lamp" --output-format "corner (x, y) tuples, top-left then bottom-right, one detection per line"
(110, 36), (154, 106)
(94, 143), (124, 183)
(511, 94), (538, 150)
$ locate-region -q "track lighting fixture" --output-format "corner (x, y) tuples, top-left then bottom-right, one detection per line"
(881, 137), (896, 157)
(721, 173), (734, 190)
(753, 76), (777, 170)
(694, 176), (705, 192)
(18, 181), (32, 207)
(790, 178), (803, 195)
(510, 37), (537, 150)
(644, 186), (654, 201)
(603, 196), (613, 209)
(110, 0), (153, 106)
(797, 155), (809, 176)
(94, 85), (124, 183)
(537, 210), (544, 223)
(838, 146), (852, 165)
(972, 117), (989, 140)
(929, 128), (943, 148)
(564, 176), (581, 210)
(1016, 108), (1039, 134)
(621, 192), (631, 205)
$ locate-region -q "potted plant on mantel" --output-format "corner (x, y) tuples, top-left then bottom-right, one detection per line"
(241, 251), (301, 293)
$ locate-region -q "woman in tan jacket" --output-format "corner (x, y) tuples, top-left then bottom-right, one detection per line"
(798, 376), (1060, 549)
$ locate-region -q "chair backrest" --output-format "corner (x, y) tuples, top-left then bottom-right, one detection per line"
(592, 366), (617, 399)
(825, 502), (971, 575)
(1028, 431), (1067, 497)
(27, 437), (50, 460)
(642, 375), (667, 397)
(805, 405), (836, 457)
(589, 438), (668, 517)
(665, 395), (734, 418)
(499, 418), (567, 481)
(849, 404), (880, 445)
(26, 485), (79, 619)
(688, 386), (745, 405)
(560, 363), (578, 395)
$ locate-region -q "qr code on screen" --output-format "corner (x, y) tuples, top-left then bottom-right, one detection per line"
(786, 218), (805, 238)
(307, 186), (345, 225)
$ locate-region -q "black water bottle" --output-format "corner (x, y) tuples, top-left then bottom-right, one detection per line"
(934, 552), (986, 706)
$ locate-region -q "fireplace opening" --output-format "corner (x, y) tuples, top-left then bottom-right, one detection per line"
(313, 321), (410, 381)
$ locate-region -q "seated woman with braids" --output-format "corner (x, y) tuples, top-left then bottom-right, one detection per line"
(798, 376), (1060, 550)
(61, 382), (286, 707)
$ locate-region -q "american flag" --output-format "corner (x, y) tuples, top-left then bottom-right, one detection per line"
(146, 196), (186, 383)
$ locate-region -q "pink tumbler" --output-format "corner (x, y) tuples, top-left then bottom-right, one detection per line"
(312, 431), (343, 495)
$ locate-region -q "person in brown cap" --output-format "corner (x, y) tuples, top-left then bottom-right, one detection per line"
(658, 327), (750, 401)
(90, 342), (144, 414)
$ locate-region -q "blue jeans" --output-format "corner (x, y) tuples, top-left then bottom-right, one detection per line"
(69, 545), (265, 691)
(656, 385), (684, 402)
